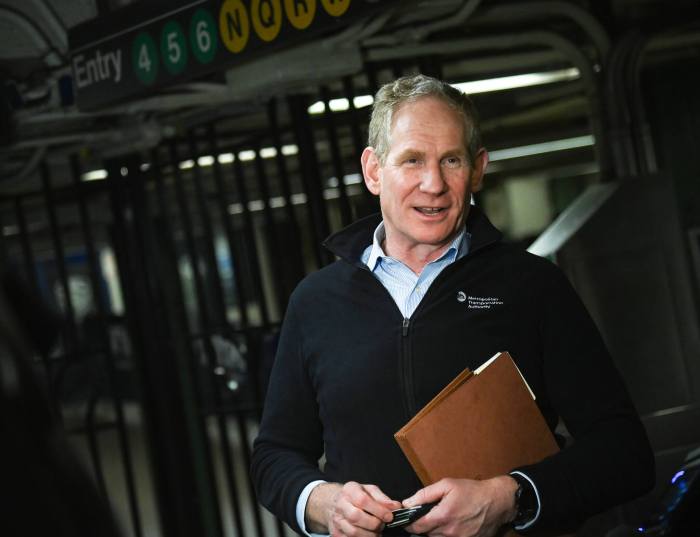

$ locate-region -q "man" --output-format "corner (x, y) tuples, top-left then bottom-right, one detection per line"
(251, 75), (654, 536)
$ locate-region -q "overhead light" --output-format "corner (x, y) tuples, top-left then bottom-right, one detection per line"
(82, 169), (108, 181)
(179, 159), (195, 170)
(488, 135), (594, 161)
(452, 67), (580, 95)
(353, 95), (374, 108)
(239, 150), (256, 161)
(307, 68), (580, 115)
(218, 153), (235, 164)
(281, 144), (298, 156)
(140, 163), (151, 171)
(259, 147), (277, 159)
(198, 155), (215, 167)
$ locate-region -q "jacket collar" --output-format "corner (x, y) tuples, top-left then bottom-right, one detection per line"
(322, 205), (503, 265)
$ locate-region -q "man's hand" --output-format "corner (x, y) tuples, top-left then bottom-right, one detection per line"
(402, 476), (519, 537)
(306, 481), (402, 536)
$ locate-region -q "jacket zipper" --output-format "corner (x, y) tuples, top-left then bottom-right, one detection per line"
(400, 317), (415, 419)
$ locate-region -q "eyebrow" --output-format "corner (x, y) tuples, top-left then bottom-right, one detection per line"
(392, 147), (467, 161)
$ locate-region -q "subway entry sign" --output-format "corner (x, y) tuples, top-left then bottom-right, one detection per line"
(69, 0), (394, 110)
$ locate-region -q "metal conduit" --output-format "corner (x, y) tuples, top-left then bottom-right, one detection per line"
(366, 30), (609, 178)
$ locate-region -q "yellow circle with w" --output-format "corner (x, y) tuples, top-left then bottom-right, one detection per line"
(252, 0), (282, 42)
(320, 0), (351, 17)
(219, 0), (250, 53)
(284, 0), (316, 30)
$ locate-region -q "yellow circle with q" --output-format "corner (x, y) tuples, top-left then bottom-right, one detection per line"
(320, 0), (351, 17)
(284, 0), (316, 30)
(219, 0), (250, 53)
(252, 0), (282, 42)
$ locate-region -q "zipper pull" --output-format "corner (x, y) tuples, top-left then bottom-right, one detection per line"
(402, 318), (410, 336)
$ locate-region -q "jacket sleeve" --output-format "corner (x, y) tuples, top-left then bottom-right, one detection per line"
(250, 296), (327, 534)
(515, 263), (655, 533)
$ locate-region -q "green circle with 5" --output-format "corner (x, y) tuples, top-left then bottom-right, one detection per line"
(190, 8), (218, 64)
(160, 20), (188, 74)
(132, 32), (158, 85)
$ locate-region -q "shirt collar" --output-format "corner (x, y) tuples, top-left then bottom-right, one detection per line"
(365, 222), (470, 271)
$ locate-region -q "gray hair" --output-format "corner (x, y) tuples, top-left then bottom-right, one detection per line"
(367, 74), (483, 167)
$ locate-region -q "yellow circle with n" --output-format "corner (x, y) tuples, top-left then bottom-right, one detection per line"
(252, 0), (283, 42)
(320, 0), (351, 17)
(284, 0), (316, 30)
(219, 0), (250, 53)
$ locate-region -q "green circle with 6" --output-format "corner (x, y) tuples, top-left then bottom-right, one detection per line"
(190, 9), (218, 64)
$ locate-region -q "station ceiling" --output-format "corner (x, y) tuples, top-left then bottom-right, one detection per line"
(0, 0), (699, 193)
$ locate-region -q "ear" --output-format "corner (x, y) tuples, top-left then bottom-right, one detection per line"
(361, 147), (382, 196)
(470, 148), (489, 193)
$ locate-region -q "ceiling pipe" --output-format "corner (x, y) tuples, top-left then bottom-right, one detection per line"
(0, 5), (64, 66)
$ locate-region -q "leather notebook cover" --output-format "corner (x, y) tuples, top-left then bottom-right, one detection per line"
(394, 352), (559, 486)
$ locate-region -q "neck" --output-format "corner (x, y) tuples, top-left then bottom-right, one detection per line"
(382, 239), (454, 275)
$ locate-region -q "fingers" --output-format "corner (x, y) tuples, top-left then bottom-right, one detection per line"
(363, 484), (402, 510)
(328, 482), (398, 536)
(403, 478), (451, 507)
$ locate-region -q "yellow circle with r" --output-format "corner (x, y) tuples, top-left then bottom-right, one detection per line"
(252, 0), (282, 42)
(320, 0), (351, 17)
(284, 0), (316, 30)
(219, 0), (250, 53)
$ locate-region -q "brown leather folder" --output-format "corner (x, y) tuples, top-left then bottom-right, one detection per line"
(394, 351), (559, 486)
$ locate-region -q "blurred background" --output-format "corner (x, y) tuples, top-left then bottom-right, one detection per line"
(0, 0), (698, 536)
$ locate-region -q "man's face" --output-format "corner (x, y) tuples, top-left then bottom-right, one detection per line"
(361, 96), (487, 257)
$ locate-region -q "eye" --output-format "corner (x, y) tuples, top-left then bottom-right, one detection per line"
(403, 157), (421, 166)
(442, 156), (463, 168)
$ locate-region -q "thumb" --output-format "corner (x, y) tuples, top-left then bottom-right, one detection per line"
(402, 480), (448, 507)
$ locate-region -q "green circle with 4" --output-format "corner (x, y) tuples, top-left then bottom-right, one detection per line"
(190, 8), (218, 64)
(160, 20), (188, 75)
(132, 32), (158, 85)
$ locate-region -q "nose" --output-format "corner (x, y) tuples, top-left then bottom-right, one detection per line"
(419, 161), (447, 195)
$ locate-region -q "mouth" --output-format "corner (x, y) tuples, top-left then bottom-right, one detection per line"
(414, 207), (447, 216)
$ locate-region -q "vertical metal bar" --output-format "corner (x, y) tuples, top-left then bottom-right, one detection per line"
(366, 63), (381, 96)
(206, 125), (250, 331)
(14, 197), (38, 293)
(319, 85), (353, 227)
(40, 161), (78, 353)
(252, 140), (286, 315)
(235, 410), (267, 537)
(342, 76), (369, 165)
(70, 155), (144, 537)
(13, 195), (56, 397)
(232, 148), (271, 327)
(0, 206), (8, 263)
(168, 141), (214, 332)
(85, 392), (109, 497)
(268, 98), (324, 270)
(188, 131), (229, 330)
(267, 99), (302, 242)
(286, 94), (333, 266)
(187, 133), (250, 537)
(418, 56), (443, 79)
(106, 157), (222, 537)
(170, 140), (260, 537)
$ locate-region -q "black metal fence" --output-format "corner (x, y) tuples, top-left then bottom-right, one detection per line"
(0, 67), (399, 537)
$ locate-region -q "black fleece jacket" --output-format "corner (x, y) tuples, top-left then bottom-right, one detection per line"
(251, 207), (654, 535)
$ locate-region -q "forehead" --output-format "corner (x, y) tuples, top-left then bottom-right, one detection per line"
(388, 96), (466, 150)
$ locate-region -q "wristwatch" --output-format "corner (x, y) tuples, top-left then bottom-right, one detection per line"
(510, 473), (538, 527)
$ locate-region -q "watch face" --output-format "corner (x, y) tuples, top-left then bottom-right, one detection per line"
(512, 474), (537, 525)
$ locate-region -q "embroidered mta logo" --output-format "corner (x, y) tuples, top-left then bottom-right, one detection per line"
(457, 292), (504, 309)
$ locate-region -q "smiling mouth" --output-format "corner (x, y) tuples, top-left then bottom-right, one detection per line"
(415, 207), (446, 215)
